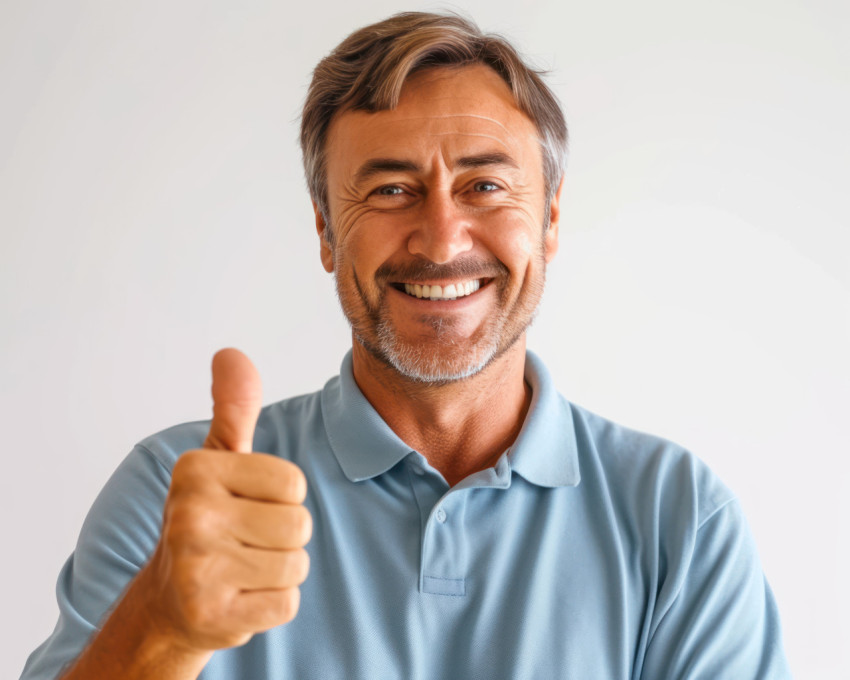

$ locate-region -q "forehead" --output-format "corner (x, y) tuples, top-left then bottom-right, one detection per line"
(325, 65), (541, 179)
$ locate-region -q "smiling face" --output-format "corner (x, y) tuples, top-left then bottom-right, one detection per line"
(316, 64), (561, 383)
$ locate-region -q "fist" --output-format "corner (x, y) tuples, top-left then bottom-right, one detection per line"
(144, 349), (312, 652)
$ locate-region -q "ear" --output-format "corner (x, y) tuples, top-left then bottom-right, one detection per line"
(543, 177), (564, 264)
(313, 201), (334, 273)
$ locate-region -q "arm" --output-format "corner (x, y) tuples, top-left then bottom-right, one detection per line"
(20, 445), (172, 680)
(23, 350), (310, 680)
(639, 500), (792, 679)
(56, 446), (309, 680)
(58, 561), (212, 680)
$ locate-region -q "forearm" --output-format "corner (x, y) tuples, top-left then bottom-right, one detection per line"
(59, 564), (212, 680)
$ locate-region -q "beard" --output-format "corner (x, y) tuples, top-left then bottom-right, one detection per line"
(333, 246), (547, 385)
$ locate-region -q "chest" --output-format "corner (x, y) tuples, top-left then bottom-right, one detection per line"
(201, 467), (657, 680)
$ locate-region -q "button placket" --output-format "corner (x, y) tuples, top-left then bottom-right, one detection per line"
(420, 490), (470, 596)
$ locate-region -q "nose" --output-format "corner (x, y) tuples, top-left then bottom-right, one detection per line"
(406, 190), (474, 264)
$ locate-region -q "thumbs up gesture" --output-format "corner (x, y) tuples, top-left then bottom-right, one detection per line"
(144, 349), (312, 654)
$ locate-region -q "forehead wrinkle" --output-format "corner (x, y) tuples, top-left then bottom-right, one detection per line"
(426, 131), (513, 146)
(391, 113), (521, 145)
(393, 112), (519, 131)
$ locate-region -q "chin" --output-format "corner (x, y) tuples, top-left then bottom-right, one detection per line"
(362, 318), (523, 385)
(380, 342), (498, 384)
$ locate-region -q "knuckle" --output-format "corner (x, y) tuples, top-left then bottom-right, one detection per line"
(172, 556), (216, 603)
(294, 549), (310, 584)
(169, 499), (204, 531)
(165, 500), (219, 547)
(182, 594), (219, 632)
(278, 587), (301, 623)
(224, 631), (253, 648)
(281, 549), (310, 586)
(279, 461), (308, 501)
(291, 469), (308, 502)
(290, 506), (313, 544)
(170, 451), (218, 496)
(173, 450), (206, 479)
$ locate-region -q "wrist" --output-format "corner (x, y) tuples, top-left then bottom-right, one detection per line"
(60, 558), (212, 680)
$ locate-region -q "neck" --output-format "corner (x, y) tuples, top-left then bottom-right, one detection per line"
(351, 338), (532, 487)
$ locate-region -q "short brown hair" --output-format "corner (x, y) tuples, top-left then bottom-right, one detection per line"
(300, 11), (568, 228)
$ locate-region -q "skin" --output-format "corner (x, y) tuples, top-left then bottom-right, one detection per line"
(60, 350), (311, 679)
(59, 64), (562, 678)
(316, 64), (562, 485)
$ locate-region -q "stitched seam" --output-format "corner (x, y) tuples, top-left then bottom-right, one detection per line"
(135, 443), (174, 482)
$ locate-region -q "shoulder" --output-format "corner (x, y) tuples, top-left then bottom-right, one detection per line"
(564, 403), (783, 658)
(568, 401), (736, 531)
(135, 388), (326, 473)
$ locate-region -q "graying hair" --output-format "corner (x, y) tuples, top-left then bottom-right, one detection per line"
(300, 11), (568, 234)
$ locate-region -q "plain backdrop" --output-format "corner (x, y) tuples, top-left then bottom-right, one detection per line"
(2, 0), (848, 677)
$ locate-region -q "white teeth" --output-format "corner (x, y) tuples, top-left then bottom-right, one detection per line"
(399, 279), (483, 300)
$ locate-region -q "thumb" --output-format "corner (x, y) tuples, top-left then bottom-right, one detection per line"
(204, 348), (262, 453)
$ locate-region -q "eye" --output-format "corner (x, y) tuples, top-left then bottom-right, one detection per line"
(374, 185), (405, 196)
(367, 183), (416, 209)
(473, 181), (501, 193)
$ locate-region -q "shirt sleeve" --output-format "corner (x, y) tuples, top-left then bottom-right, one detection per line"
(639, 499), (792, 679)
(19, 445), (172, 680)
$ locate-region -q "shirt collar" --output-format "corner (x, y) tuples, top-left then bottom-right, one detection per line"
(510, 351), (581, 488)
(321, 350), (581, 488)
(320, 352), (414, 482)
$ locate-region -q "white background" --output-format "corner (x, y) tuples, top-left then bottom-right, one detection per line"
(2, 0), (848, 677)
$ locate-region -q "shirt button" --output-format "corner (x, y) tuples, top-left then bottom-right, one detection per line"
(411, 464), (424, 476)
(435, 507), (447, 523)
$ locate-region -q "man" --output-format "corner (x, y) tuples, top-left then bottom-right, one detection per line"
(22, 11), (791, 680)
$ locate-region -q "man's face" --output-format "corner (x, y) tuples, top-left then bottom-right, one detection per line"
(317, 64), (561, 383)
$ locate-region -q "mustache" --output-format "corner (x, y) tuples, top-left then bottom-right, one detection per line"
(374, 256), (509, 283)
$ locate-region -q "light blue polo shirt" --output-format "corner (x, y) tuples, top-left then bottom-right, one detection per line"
(22, 351), (792, 679)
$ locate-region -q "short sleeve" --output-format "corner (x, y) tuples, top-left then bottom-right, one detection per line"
(19, 446), (172, 680)
(639, 500), (792, 679)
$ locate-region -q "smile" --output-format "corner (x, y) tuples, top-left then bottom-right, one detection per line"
(393, 278), (485, 301)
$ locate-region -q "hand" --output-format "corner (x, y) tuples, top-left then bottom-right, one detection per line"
(143, 348), (312, 653)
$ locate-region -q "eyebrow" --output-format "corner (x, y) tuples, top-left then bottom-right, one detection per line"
(353, 158), (421, 185)
(352, 152), (520, 186)
(455, 152), (519, 171)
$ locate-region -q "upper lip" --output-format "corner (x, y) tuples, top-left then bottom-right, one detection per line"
(394, 277), (486, 286)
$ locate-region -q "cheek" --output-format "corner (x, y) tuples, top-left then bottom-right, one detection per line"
(488, 216), (537, 265)
(484, 199), (545, 257)
(337, 219), (402, 281)
(506, 230), (535, 258)
(331, 206), (366, 251)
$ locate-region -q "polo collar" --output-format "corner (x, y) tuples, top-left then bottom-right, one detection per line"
(320, 352), (414, 482)
(320, 350), (581, 488)
(510, 351), (581, 488)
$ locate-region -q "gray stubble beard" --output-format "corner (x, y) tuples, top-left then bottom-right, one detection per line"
(335, 236), (548, 386)
(370, 314), (502, 384)
(351, 270), (544, 385)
